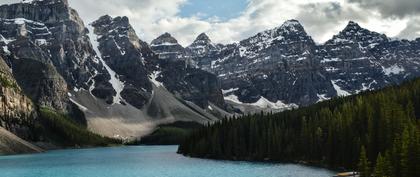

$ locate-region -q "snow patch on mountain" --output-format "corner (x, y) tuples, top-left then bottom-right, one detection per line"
(149, 71), (164, 88)
(331, 80), (351, 96)
(21, 0), (40, 3)
(382, 65), (405, 76)
(224, 94), (297, 110)
(113, 39), (126, 56)
(317, 94), (329, 103)
(250, 97), (298, 110)
(222, 88), (239, 94)
(151, 42), (178, 47)
(0, 35), (12, 55)
(224, 94), (243, 104)
(88, 25), (125, 104)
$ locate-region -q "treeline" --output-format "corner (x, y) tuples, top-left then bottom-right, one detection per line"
(178, 79), (420, 177)
(129, 121), (203, 145)
(36, 107), (121, 147)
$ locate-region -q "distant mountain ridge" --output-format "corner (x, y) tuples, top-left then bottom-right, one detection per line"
(154, 19), (420, 110)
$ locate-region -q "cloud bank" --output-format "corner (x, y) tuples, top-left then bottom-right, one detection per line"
(1, 0), (419, 46)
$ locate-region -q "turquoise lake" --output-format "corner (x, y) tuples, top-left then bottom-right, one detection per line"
(0, 146), (335, 177)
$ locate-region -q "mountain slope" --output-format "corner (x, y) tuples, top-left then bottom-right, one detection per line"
(68, 15), (228, 140)
(0, 127), (43, 155)
(0, 0), (114, 112)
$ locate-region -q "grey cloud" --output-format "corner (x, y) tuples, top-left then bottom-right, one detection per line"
(397, 17), (420, 40)
(296, 2), (370, 42)
(348, 0), (420, 18)
(1, 0), (419, 44)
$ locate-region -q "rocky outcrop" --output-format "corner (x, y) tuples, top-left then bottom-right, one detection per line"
(5, 38), (69, 111)
(0, 0), (113, 112)
(91, 15), (152, 108)
(151, 33), (186, 60)
(156, 59), (225, 108)
(0, 54), (35, 140)
(0, 127), (43, 155)
(186, 33), (223, 70)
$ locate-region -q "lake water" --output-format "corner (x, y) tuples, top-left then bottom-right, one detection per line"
(0, 146), (335, 177)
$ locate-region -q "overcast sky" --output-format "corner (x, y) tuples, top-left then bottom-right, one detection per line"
(1, 0), (420, 46)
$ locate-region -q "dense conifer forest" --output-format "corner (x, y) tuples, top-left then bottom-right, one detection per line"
(36, 107), (121, 147)
(178, 79), (420, 177)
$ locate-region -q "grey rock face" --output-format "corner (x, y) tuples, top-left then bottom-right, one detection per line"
(92, 15), (225, 110)
(186, 20), (420, 107)
(0, 0), (113, 112)
(156, 59), (225, 108)
(187, 33), (221, 57)
(318, 21), (389, 95)
(318, 21), (420, 97)
(91, 15), (152, 108)
(195, 20), (335, 106)
(151, 33), (186, 60)
(0, 54), (35, 140)
(5, 38), (69, 112)
(186, 33), (223, 70)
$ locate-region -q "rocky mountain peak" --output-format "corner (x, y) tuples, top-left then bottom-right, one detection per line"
(151, 32), (179, 46)
(326, 21), (388, 47)
(92, 15), (144, 50)
(242, 19), (311, 46)
(98, 15), (130, 28)
(194, 33), (211, 43)
(279, 19), (305, 33)
(233, 19), (313, 59)
(94, 15), (113, 25)
(0, 0), (76, 26)
(150, 33), (185, 60)
(344, 21), (362, 30)
(187, 32), (220, 58)
(92, 15), (131, 35)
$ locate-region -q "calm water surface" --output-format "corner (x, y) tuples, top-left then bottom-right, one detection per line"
(0, 146), (335, 177)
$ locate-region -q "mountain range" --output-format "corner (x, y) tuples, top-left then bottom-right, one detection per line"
(0, 0), (419, 153)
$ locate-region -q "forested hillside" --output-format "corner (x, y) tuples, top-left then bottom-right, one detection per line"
(178, 78), (420, 177)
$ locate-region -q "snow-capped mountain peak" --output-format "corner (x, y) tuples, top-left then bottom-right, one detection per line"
(345, 21), (362, 30)
(187, 32), (221, 58)
(279, 19), (305, 33)
(150, 32), (185, 60)
(151, 32), (179, 46)
(233, 19), (313, 59)
(194, 33), (211, 43)
(327, 21), (388, 46)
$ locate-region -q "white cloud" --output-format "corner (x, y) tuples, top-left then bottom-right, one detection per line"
(0, 0), (419, 46)
(67, 0), (189, 43)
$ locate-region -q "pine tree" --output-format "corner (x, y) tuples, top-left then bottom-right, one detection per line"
(373, 153), (391, 177)
(358, 146), (371, 177)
